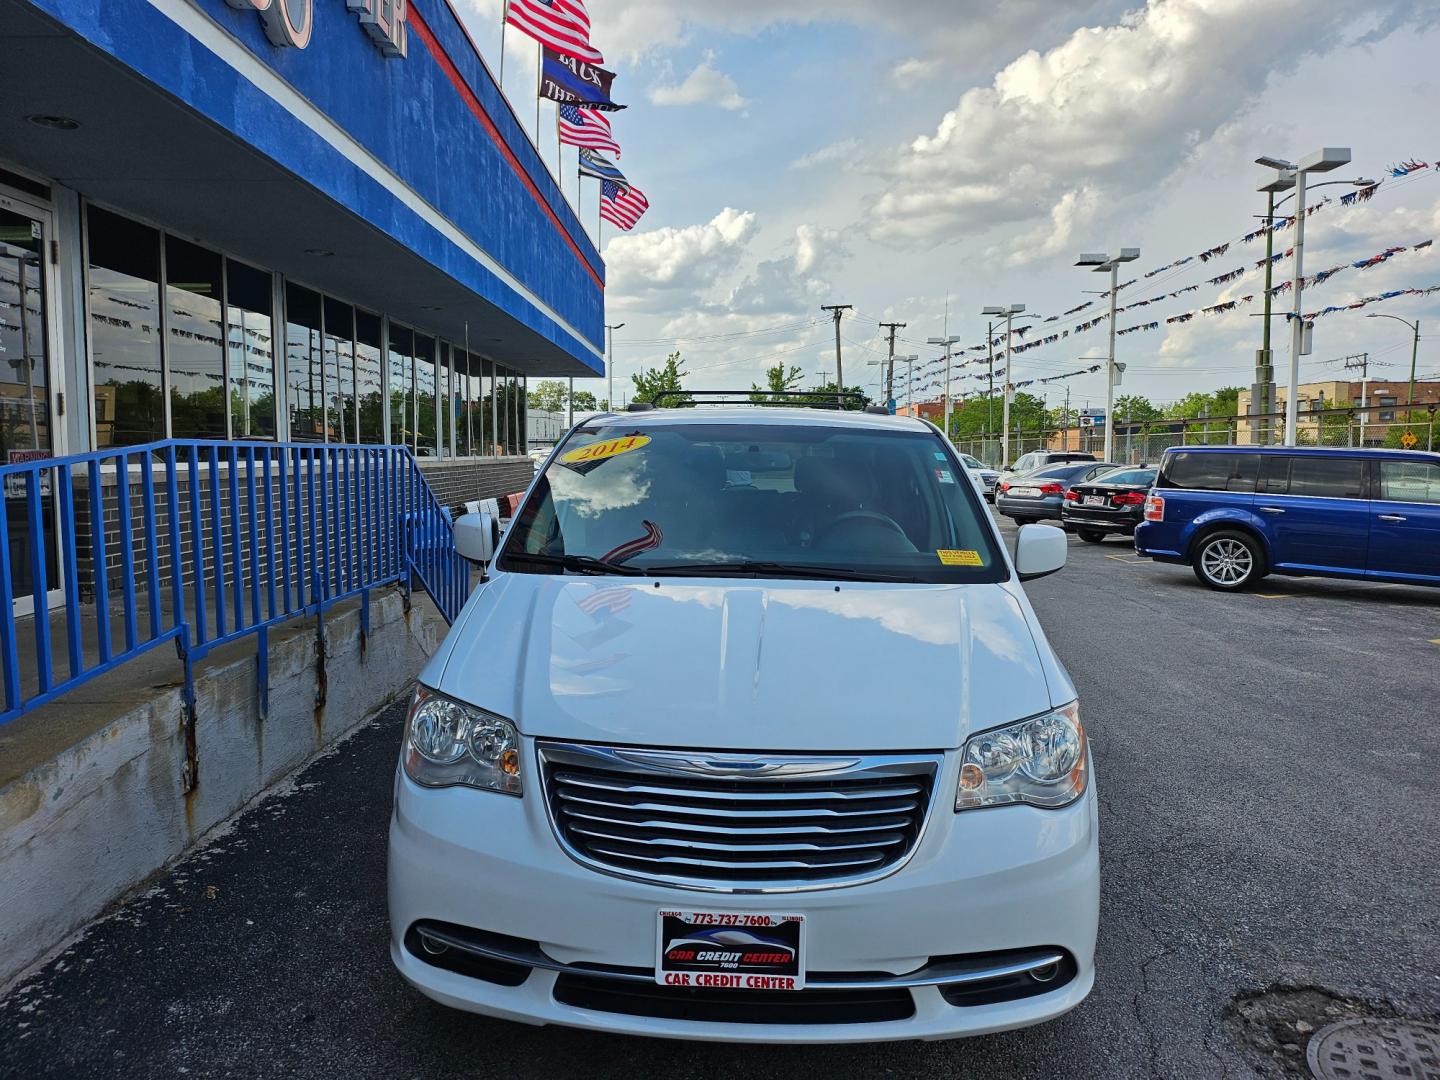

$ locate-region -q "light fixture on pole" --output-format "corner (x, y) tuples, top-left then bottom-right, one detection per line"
(1258, 148), (1352, 445)
(927, 335), (962, 441)
(981, 305), (1026, 467)
(605, 322), (625, 411)
(1073, 246), (1140, 464)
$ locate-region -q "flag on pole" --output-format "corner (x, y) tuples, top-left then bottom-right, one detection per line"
(541, 47), (625, 111)
(601, 180), (649, 231)
(558, 105), (620, 157)
(505, 0), (602, 64)
(578, 147), (628, 188)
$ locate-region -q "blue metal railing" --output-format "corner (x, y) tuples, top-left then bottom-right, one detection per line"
(0, 439), (470, 737)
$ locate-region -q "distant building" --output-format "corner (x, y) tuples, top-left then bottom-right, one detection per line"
(1237, 379), (1440, 442)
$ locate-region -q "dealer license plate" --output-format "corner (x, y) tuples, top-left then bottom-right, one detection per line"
(1083, 495), (1107, 506)
(1011, 486), (1041, 497)
(656, 910), (806, 990)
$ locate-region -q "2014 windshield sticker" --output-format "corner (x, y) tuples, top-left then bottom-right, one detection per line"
(559, 434), (651, 468)
(937, 549), (983, 566)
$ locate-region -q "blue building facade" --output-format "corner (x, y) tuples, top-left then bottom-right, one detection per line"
(1, 0), (605, 462)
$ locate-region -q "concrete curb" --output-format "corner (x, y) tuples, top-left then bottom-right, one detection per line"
(0, 588), (445, 989)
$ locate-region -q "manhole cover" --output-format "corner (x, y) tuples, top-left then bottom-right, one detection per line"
(1307, 1018), (1440, 1080)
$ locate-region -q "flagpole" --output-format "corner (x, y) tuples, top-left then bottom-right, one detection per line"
(498, 0), (508, 84)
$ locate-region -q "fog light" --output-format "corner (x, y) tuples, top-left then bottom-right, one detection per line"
(1029, 962), (1060, 983)
(420, 935), (449, 956)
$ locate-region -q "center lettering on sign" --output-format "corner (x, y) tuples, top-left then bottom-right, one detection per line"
(224, 0), (407, 56)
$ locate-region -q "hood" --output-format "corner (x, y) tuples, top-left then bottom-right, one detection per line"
(434, 573), (1055, 752)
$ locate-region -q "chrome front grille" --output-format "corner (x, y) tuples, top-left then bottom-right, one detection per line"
(537, 743), (940, 891)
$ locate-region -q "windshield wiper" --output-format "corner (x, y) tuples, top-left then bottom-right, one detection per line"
(503, 552), (647, 576)
(643, 561), (919, 583)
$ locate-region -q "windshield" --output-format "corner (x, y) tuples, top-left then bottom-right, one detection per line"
(500, 422), (1006, 582)
(960, 454), (985, 470)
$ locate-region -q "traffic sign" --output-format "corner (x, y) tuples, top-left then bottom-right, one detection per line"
(1401, 431), (1418, 449)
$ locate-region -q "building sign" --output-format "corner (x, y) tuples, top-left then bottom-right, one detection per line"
(223, 0), (407, 57)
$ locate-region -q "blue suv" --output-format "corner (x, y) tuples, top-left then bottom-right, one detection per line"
(1134, 446), (1440, 591)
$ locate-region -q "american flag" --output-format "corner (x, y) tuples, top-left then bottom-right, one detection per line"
(505, 0), (602, 65)
(601, 180), (649, 231)
(558, 104), (619, 157)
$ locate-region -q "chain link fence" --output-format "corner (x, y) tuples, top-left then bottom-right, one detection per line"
(950, 406), (1440, 467)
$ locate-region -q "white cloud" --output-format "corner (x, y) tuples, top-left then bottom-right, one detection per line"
(867, 0), (1435, 250)
(648, 54), (749, 110)
(789, 139), (862, 171)
(602, 208), (758, 309)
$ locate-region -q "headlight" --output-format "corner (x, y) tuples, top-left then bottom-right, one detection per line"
(403, 686), (522, 795)
(955, 702), (1086, 811)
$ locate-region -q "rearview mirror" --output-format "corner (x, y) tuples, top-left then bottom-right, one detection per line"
(1015, 523), (1066, 581)
(454, 510), (499, 564)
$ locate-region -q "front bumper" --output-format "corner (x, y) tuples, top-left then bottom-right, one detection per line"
(388, 744), (1100, 1043)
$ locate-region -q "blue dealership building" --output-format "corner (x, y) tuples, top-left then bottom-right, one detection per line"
(1, 0), (605, 469)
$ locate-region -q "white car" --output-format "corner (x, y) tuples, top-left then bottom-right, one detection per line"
(389, 406), (1098, 1043)
(957, 452), (1001, 501)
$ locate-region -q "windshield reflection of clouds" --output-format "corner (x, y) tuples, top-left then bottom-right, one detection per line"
(549, 455), (650, 518)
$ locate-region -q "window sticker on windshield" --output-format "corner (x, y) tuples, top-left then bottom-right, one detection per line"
(936, 469), (955, 484)
(559, 434), (651, 469)
(934, 451), (948, 461)
(937, 549), (983, 566)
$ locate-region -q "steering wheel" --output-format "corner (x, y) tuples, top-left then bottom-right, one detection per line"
(815, 509), (915, 551)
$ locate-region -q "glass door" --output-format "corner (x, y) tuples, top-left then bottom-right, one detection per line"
(0, 191), (64, 615)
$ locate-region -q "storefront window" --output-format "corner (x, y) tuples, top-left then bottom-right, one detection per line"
(0, 206), (51, 457)
(322, 297), (355, 442)
(355, 310), (384, 443)
(415, 334), (436, 455)
(437, 343), (452, 457)
(226, 260), (276, 439)
(165, 236), (226, 440)
(87, 206), (164, 446)
(388, 323), (413, 446)
(284, 283), (324, 441)
(478, 357), (494, 455)
(453, 349), (471, 456)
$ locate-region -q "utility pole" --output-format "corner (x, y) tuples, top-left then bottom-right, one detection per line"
(605, 322), (625, 411)
(821, 304), (852, 406)
(879, 321), (905, 412)
(1344, 352), (1369, 446)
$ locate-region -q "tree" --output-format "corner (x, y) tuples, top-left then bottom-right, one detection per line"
(1113, 394), (1163, 424)
(750, 362), (805, 404)
(528, 379), (567, 413)
(631, 351), (692, 406)
(796, 381), (870, 411)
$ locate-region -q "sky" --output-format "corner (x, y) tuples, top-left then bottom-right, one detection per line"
(455, 0), (1440, 415)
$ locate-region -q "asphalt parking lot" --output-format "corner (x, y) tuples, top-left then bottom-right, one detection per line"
(3, 516), (1438, 1079)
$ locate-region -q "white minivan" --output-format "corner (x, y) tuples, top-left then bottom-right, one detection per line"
(388, 405), (1098, 1043)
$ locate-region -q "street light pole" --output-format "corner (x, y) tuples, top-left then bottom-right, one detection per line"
(605, 322), (625, 410)
(1075, 248), (1141, 463)
(981, 305), (1026, 467)
(1258, 148), (1351, 445)
(1366, 314), (1421, 408)
(927, 334), (961, 440)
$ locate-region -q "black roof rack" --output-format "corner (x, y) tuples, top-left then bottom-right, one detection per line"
(650, 390), (871, 410)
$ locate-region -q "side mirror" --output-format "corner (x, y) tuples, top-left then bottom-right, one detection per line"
(1015, 523), (1067, 581)
(454, 510), (499, 565)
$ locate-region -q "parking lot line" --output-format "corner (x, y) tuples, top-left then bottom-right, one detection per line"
(1256, 592), (1309, 600)
(1429, 638), (1440, 646)
(1104, 553), (1146, 563)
